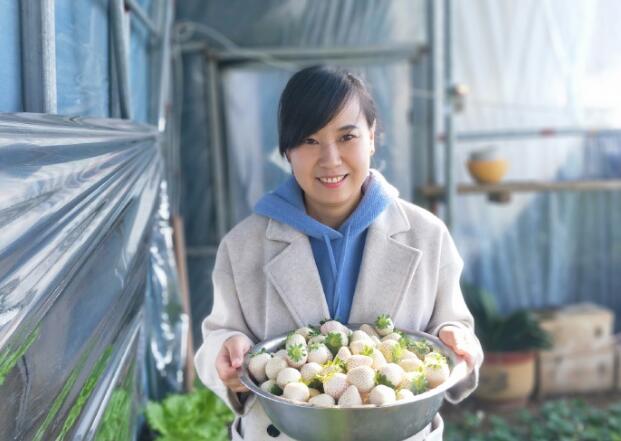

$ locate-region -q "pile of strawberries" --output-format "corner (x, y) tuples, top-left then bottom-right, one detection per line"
(247, 315), (451, 408)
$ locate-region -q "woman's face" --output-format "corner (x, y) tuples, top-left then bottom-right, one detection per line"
(287, 97), (375, 216)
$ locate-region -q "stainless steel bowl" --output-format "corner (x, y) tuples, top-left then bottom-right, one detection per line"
(240, 325), (470, 441)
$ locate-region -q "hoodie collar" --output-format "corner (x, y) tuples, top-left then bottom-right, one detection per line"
(257, 169), (400, 242)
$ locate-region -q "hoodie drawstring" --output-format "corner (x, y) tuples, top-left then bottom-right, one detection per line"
(332, 225), (352, 317)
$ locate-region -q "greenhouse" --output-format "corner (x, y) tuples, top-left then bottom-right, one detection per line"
(1, 1), (621, 440)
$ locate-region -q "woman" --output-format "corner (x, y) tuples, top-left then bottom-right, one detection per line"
(195, 66), (483, 440)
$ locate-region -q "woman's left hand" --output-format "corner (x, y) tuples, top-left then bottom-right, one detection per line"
(438, 325), (479, 367)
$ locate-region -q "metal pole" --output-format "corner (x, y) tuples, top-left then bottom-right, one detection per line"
(204, 56), (229, 239)
(443, 0), (455, 229)
(451, 127), (621, 143)
(20, 0), (57, 113)
(158, 0), (174, 132)
(426, 0), (439, 212)
(206, 44), (424, 62)
(110, 0), (132, 119)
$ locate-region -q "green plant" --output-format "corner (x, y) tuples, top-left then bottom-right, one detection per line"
(463, 284), (552, 352)
(145, 383), (234, 441)
(445, 399), (621, 441)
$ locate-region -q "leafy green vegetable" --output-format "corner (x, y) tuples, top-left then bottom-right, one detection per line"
(445, 399), (621, 441)
(145, 384), (234, 441)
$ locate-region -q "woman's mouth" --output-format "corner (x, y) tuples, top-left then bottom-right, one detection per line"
(317, 174), (348, 188)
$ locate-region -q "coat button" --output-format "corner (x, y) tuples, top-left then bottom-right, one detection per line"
(266, 424), (281, 437)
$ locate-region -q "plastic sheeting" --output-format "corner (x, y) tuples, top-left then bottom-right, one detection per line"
(55, 0), (111, 117)
(450, 1), (621, 320)
(0, 114), (159, 440)
(0, 0), (22, 112)
(144, 180), (188, 400)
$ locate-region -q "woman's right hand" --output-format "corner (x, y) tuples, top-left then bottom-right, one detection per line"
(216, 334), (253, 393)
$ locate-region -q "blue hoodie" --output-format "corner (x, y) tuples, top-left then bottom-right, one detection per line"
(254, 170), (398, 323)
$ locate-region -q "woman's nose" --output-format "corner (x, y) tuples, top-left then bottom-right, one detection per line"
(318, 142), (342, 167)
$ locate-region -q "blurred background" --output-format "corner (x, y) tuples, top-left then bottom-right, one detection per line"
(1, 0), (621, 440)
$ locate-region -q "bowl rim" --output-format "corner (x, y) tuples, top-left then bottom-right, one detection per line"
(239, 324), (471, 410)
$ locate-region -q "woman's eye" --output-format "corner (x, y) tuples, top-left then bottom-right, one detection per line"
(304, 138), (318, 145)
(342, 134), (356, 142)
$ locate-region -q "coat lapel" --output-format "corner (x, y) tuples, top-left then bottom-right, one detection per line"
(349, 202), (423, 324)
(264, 219), (331, 329)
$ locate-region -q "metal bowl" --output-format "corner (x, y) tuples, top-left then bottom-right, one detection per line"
(240, 325), (470, 441)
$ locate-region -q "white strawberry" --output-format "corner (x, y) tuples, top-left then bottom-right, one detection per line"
(381, 332), (402, 342)
(307, 343), (333, 364)
(351, 330), (374, 343)
(338, 385), (363, 407)
(424, 352), (450, 388)
(283, 382), (310, 402)
(374, 314), (395, 336)
(274, 349), (289, 359)
(335, 346), (352, 362)
(276, 367), (301, 389)
(399, 357), (424, 372)
(265, 356), (288, 380)
(323, 373), (348, 400)
(377, 340), (400, 362)
(378, 363), (405, 389)
(346, 366), (376, 393)
(360, 323), (380, 338)
(396, 389), (415, 401)
(294, 326), (315, 340)
(370, 348), (387, 370)
(349, 339), (374, 355)
(285, 343), (308, 368)
(260, 379), (283, 396)
(345, 354), (373, 371)
(309, 393), (335, 408)
(320, 320), (350, 336)
(286, 333), (307, 349)
(300, 362), (323, 383)
(248, 350), (271, 383)
(368, 384), (396, 405)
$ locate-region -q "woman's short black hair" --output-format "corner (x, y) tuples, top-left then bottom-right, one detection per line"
(278, 65), (377, 156)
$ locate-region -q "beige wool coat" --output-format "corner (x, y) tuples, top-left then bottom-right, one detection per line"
(195, 195), (484, 441)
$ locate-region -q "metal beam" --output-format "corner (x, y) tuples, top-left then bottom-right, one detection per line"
(419, 179), (621, 199)
(446, 127), (621, 143)
(150, 0), (173, 130)
(20, 0), (57, 113)
(209, 44), (425, 63)
(204, 57), (229, 239)
(443, 0), (456, 229)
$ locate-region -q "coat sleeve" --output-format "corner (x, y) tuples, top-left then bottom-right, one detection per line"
(425, 226), (484, 404)
(193, 238), (258, 416)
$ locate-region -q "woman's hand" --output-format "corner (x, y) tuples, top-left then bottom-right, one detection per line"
(438, 325), (479, 367)
(216, 334), (253, 393)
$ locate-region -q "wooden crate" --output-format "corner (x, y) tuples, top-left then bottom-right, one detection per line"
(537, 341), (616, 397)
(536, 303), (614, 353)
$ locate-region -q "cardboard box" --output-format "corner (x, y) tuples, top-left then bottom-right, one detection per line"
(536, 303), (614, 353)
(537, 341), (616, 397)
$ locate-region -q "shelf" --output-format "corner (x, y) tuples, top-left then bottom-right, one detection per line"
(419, 179), (621, 199)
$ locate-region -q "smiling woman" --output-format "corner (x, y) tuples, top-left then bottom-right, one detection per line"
(280, 67), (377, 228)
(194, 65), (484, 441)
